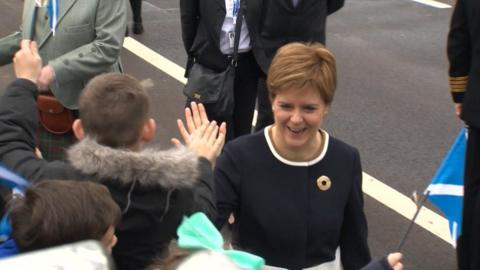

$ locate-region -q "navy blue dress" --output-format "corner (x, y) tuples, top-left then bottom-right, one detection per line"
(214, 126), (371, 270)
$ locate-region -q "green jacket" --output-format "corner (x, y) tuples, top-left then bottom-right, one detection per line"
(0, 0), (127, 109)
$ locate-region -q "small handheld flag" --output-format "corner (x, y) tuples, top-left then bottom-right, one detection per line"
(425, 128), (466, 246)
(0, 165), (29, 191)
(397, 128), (466, 250)
(0, 165), (30, 242)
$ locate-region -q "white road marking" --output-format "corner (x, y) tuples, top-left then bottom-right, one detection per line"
(123, 37), (187, 84)
(411, 0), (451, 8)
(122, 36), (452, 245)
(363, 173), (451, 244)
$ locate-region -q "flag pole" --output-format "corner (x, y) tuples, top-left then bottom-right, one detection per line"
(396, 190), (431, 252)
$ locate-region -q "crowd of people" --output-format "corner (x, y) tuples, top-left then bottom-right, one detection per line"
(0, 0), (475, 269)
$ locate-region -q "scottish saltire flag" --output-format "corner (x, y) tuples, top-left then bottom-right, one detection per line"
(0, 165), (29, 191)
(425, 128), (467, 247)
(0, 165), (30, 242)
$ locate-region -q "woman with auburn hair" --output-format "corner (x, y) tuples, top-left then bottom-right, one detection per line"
(214, 43), (371, 270)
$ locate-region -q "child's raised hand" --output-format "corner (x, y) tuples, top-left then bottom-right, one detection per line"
(174, 102), (210, 144)
(176, 121), (225, 165)
(171, 102), (226, 164)
(13, 40), (42, 84)
(186, 102), (209, 132)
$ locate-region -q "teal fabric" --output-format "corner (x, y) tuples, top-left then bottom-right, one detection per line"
(177, 212), (265, 270)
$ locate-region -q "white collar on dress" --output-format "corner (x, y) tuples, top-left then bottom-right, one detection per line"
(263, 125), (329, 167)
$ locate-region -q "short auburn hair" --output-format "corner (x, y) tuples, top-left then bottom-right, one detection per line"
(8, 180), (121, 252)
(267, 42), (337, 105)
(79, 73), (150, 148)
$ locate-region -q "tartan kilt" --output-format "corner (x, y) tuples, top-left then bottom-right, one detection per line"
(36, 123), (77, 161)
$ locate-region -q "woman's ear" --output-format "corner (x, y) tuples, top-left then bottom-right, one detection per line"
(140, 118), (156, 143)
(72, 119), (85, 140)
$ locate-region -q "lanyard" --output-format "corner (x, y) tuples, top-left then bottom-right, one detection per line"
(232, 0), (240, 23)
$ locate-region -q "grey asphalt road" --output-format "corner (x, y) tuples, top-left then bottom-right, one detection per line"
(0, 0), (461, 269)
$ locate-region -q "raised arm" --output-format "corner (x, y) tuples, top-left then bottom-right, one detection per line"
(0, 41), (49, 181)
(172, 102), (226, 220)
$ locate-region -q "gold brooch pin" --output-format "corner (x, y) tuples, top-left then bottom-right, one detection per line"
(316, 176), (331, 191)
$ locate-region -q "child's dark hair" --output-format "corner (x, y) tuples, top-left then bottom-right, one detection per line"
(8, 180), (121, 252)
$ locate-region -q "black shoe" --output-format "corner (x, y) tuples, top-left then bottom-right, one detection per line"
(132, 22), (144, 35)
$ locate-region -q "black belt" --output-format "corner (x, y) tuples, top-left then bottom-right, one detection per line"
(225, 51), (251, 61)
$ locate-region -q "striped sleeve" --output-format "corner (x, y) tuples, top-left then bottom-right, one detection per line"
(449, 75), (468, 103)
(447, 0), (469, 103)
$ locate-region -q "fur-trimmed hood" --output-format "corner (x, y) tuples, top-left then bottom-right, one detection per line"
(67, 138), (200, 188)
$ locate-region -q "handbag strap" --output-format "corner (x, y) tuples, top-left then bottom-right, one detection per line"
(231, 0), (245, 67)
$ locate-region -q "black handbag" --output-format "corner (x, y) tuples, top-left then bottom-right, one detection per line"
(183, 63), (235, 120)
(183, 2), (244, 120)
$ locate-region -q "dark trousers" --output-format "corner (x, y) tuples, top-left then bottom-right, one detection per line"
(458, 127), (480, 270)
(129, 0), (142, 23)
(198, 52), (260, 141)
(253, 75), (274, 132)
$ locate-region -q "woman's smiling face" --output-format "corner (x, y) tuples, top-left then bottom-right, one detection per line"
(271, 86), (328, 152)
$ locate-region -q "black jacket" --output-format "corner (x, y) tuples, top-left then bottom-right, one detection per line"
(256, 0), (344, 71)
(180, 0), (267, 73)
(180, 0), (344, 74)
(360, 258), (393, 270)
(214, 129), (370, 270)
(447, 0), (480, 128)
(0, 79), (216, 270)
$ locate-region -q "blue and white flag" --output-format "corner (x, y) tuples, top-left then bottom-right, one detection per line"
(0, 165), (29, 191)
(425, 128), (467, 247)
(47, 0), (59, 36)
(0, 165), (30, 242)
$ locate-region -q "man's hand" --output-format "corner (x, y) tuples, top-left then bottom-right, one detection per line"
(454, 103), (462, 119)
(13, 40), (42, 83)
(171, 102), (227, 164)
(37, 65), (55, 91)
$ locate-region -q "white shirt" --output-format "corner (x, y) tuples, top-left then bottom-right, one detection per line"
(219, 0), (251, 54)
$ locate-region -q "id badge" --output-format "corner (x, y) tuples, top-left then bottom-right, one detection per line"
(228, 31), (235, 48)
